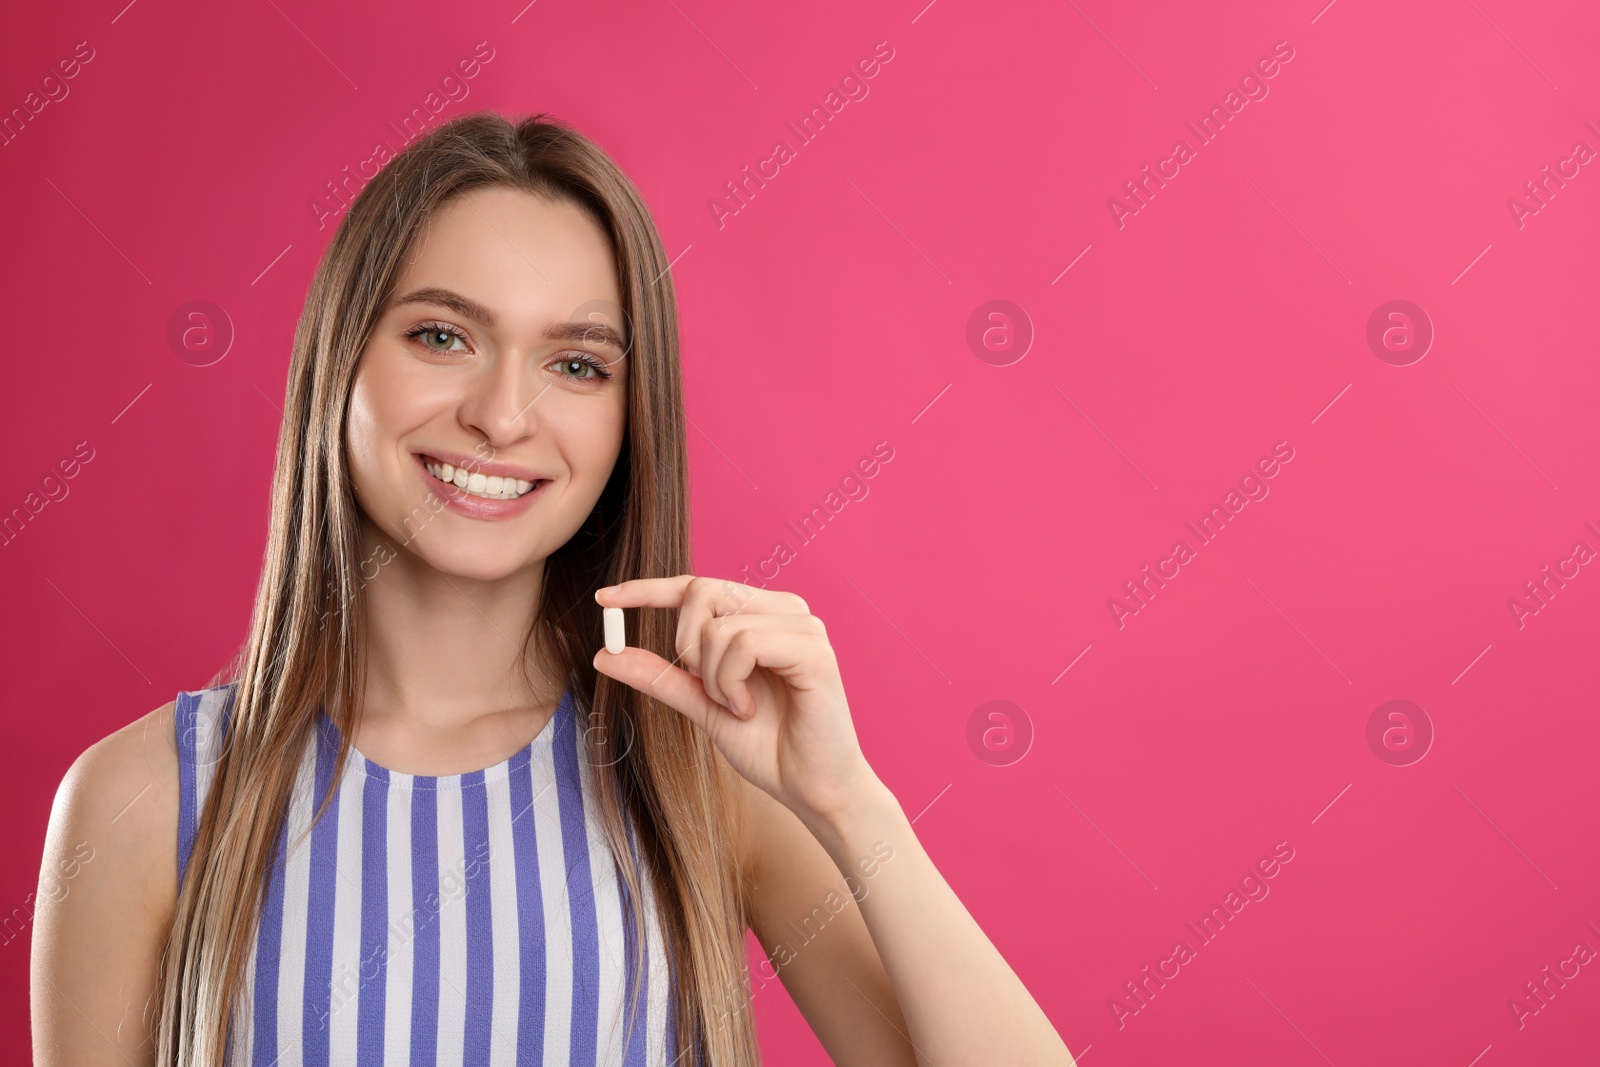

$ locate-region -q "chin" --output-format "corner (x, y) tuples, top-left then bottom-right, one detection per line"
(412, 538), (544, 584)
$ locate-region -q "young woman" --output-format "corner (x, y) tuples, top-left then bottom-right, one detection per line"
(31, 111), (1072, 1067)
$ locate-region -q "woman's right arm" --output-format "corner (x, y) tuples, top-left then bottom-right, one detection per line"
(31, 701), (181, 1067)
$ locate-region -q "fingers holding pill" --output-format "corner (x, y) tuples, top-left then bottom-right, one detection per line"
(596, 575), (809, 679)
(589, 573), (873, 826)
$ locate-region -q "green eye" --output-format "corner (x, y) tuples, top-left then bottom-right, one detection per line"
(405, 322), (468, 354)
(557, 354), (614, 381)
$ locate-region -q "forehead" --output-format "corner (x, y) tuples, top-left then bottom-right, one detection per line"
(397, 185), (624, 332)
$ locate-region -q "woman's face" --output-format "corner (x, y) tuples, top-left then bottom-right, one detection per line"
(346, 185), (630, 582)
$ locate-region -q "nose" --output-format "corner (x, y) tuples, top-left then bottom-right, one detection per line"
(457, 346), (545, 452)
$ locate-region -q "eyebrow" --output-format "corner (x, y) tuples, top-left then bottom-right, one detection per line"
(391, 286), (627, 351)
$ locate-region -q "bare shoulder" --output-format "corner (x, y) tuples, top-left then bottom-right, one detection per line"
(47, 698), (182, 900)
(31, 698), (184, 1067)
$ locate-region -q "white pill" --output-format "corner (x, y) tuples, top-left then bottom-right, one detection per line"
(603, 606), (625, 654)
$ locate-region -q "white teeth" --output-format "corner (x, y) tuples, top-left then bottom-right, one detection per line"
(423, 459), (539, 500)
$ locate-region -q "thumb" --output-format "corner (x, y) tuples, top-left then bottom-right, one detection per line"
(592, 646), (740, 732)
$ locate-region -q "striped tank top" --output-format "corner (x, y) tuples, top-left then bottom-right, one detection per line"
(174, 682), (684, 1066)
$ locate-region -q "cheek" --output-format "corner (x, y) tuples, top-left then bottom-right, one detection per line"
(345, 355), (444, 498)
(589, 395), (629, 473)
(345, 382), (387, 506)
(552, 395), (627, 484)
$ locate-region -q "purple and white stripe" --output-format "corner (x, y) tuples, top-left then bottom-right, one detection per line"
(175, 684), (680, 1066)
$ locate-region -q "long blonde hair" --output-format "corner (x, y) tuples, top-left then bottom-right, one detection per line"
(154, 110), (760, 1065)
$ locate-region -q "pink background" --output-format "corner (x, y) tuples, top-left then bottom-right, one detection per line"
(4, 0), (1599, 1063)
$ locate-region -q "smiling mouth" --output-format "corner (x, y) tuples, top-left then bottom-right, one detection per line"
(422, 458), (545, 500)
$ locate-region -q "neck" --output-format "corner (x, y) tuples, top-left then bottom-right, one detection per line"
(352, 517), (564, 733)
